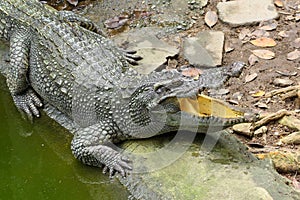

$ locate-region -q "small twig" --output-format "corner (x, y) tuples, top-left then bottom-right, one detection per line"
(281, 90), (298, 100)
(252, 109), (290, 130)
(265, 85), (300, 98)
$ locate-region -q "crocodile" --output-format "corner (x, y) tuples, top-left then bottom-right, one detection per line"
(0, 0), (250, 177)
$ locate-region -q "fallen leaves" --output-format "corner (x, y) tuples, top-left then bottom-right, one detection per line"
(181, 67), (202, 79)
(276, 70), (297, 76)
(245, 73), (258, 83)
(204, 11), (218, 28)
(251, 90), (265, 97)
(287, 49), (300, 60)
(224, 41), (234, 53)
(251, 49), (275, 60)
(248, 54), (259, 66)
(259, 21), (278, 31)
(278, 30), (289, 38)
(250, 37), (277, 47)
(104, 15), (129, 29)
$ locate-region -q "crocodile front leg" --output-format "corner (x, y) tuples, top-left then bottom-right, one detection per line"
(6, 25), (42, 120)
(71, 123), (132, 177)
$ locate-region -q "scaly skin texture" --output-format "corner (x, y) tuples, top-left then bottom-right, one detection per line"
(0, 0), (248, 177)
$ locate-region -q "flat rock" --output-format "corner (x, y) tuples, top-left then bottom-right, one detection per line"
(112, 28), (179, 74)
(217, 0), (279, 27)
(118, 131), (300, 199)
(183, 31), (224, 67)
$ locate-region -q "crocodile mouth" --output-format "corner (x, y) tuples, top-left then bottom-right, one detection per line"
(178, 94), (246, 119)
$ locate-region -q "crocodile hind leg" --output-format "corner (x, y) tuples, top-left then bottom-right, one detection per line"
(71, 123), (132, 177)
(6, 25), (42, 120)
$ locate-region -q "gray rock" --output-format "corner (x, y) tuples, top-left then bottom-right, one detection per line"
(119, 131), (300, 200)
(217, 0), (279, 27)
(183, 31), (224, 67)
(112, 28), (179, 74)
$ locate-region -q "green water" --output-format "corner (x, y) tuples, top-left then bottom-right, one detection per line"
(0, 76), (129, 200)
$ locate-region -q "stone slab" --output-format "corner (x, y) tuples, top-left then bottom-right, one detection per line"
(119, 131), (300, 200)
(183, 31), (224, 67)
(217, 0), (279, 27)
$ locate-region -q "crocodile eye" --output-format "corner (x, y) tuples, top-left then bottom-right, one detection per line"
(155, 85), (170, 94)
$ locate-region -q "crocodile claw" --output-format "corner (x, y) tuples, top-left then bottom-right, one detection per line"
(121, 49), (143, 65)
(102, 154), (132, 178)
(12, 89), (43, 120)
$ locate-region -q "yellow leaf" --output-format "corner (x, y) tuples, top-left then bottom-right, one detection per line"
(252, 49), (275, 60)
(251, 90), (265, 97)
(250, 37), (277, 47)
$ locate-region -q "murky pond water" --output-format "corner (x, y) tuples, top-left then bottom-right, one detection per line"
(0, 76), (128, 200)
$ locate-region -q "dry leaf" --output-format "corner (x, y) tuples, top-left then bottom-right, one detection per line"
(204, 11), (218, 28)
(181, 68), (203, 78)
(287, 49), (300, 61)
(251, 29), (269, 38)
(252, 90), (265, 97)
(245, 73), (258, 83)
(238, 28), (251, 40)
(259, 22), (277, 31)
(278, 31), (289, 38)
(224, 41), (234, 53)
(252, 49), (275, 60)
(276, 70), (297, 76)
(292, 38), (300, 48)
(248, 54), (259, 66)
(254, 102), (268, 109)
(274, 0), (284, 7)
(250, 37), (277, 47)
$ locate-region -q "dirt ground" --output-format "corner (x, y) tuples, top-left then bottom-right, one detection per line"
(199, 0), (300, 185)
(43, 0), (300, 188)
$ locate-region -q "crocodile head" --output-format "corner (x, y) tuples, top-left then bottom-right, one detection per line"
(118, 68), (252, 139)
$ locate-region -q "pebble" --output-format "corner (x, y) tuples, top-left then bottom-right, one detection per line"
(273, 78), (294, 87)
(281, 132), (300, 145)
(254, 126), (268, 136)
(233, 123), (253, 137)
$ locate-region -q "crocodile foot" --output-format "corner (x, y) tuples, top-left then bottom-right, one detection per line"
(12, 89), (43, 120)
(102, 151), (132, 178)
